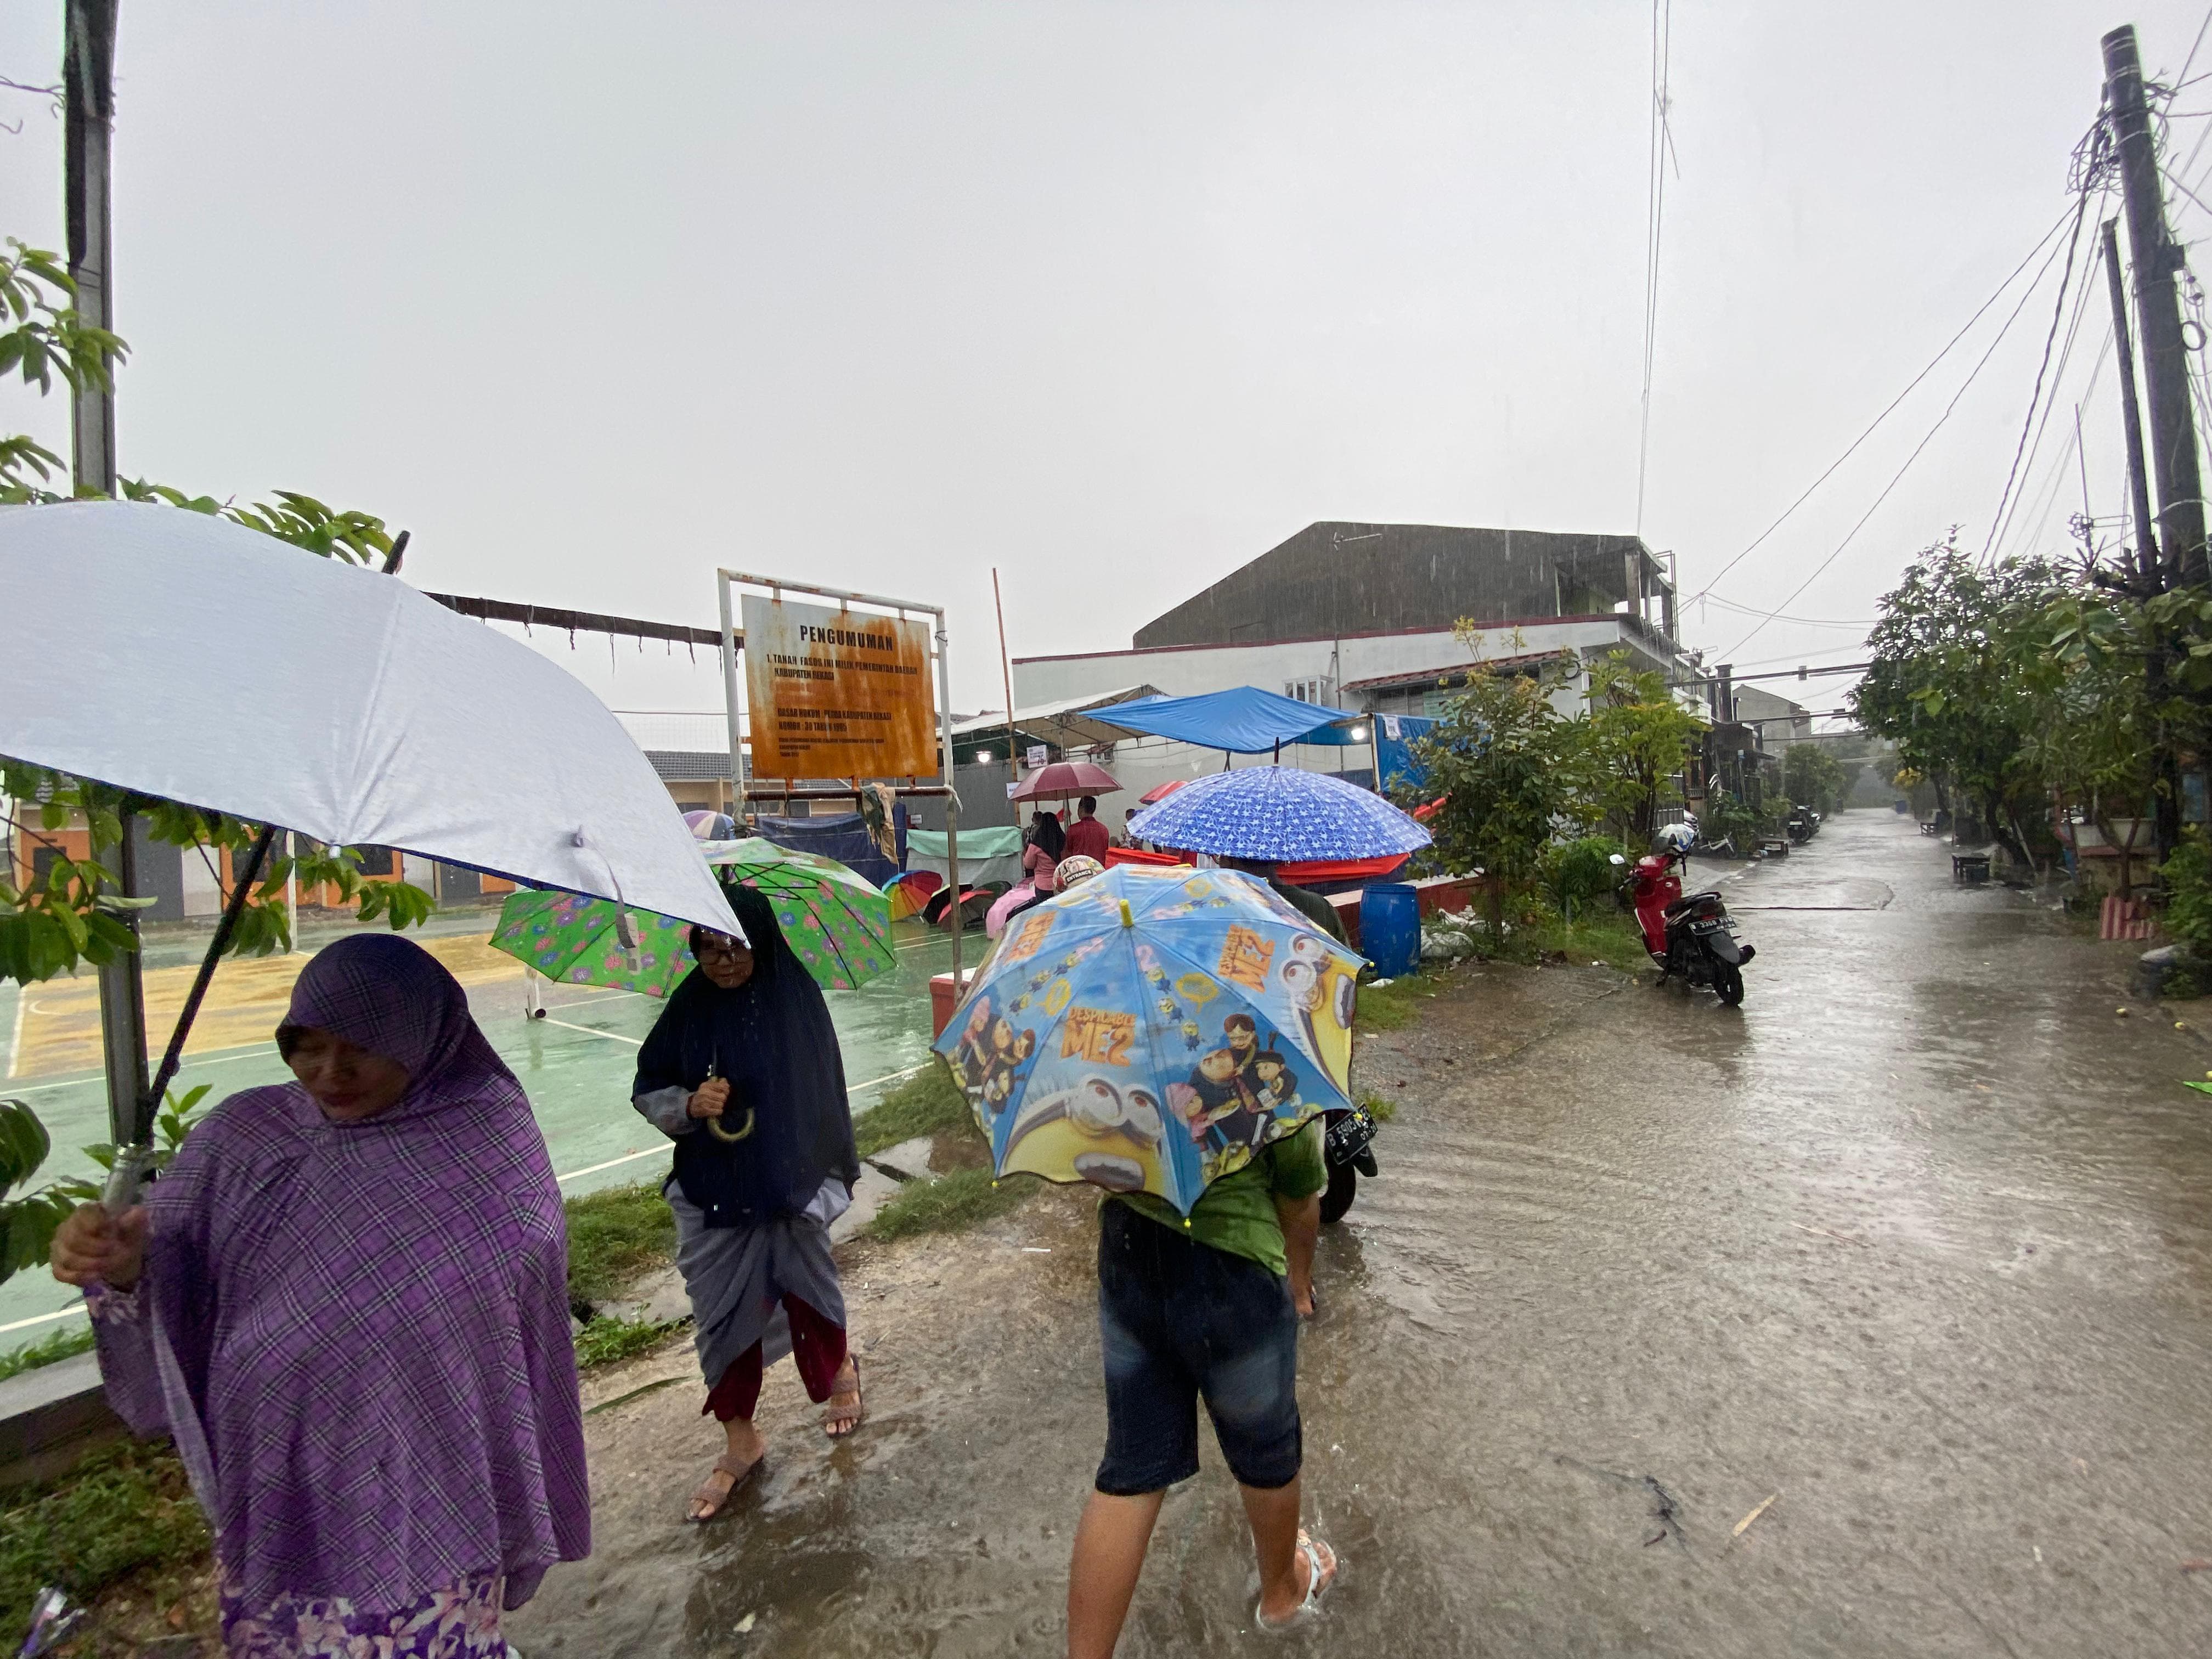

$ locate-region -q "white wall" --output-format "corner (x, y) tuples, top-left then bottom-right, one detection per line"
(1013, 618), (1678, 722)
(1011, 619), (1687, 817)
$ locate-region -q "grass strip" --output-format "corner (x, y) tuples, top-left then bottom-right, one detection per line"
(0, 1322), (93, 1382)
(563, 1182), (678, 1306)
(853, 1060), (977, 1157)
(0, 1439), (208, 1638)
(1355, 974), (1431, 1031)
(573, 1314), (686, 1370)
(866, 1167), (1032, 1240)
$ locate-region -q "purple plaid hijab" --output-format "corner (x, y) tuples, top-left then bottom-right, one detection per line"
(137, 933), (590, 1612)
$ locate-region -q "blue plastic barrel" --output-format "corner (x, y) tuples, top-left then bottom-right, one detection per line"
(1359, 883), (1421, 978)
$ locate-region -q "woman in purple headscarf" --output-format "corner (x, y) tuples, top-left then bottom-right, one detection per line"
(51, 933), (590, 1658)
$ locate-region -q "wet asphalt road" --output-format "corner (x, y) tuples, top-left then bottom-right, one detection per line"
(509, 812), (2212, 1656)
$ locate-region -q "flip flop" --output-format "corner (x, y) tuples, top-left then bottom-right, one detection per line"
(1255, 1532), (1340, 1633)
(821, 1355), (864, 1438)
(686, 1450), (761, 1522)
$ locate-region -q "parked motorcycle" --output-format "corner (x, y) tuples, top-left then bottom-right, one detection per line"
(1319, 1100), (1379, 1224)
(1787, 804), (1821, 844)
(1611, 825), (1756, 1006)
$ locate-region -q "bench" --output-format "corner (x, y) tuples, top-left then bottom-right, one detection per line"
(1919, 820), (1940, 836)
(1951, 853), (1991, 884)
(1759, 837), (1791, 858)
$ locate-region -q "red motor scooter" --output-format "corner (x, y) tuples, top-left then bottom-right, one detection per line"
(1610, 825), (1754, 1006)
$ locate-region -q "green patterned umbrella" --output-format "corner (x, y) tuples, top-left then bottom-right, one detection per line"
(490, 837), (895, 997)
(702, 837), (895, 990)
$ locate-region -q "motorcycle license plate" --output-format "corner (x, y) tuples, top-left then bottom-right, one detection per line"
(1327, 1105), (1378, 1165)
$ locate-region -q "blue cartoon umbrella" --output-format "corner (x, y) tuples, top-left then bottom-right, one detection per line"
(933, 863), (1367, 1213)
(1124, 764), (1431, 862)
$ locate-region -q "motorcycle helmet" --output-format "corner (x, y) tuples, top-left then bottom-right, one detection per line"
(1655, 821), (1695, 854)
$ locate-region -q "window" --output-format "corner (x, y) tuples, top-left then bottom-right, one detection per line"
(1284, 676), (1334, 706)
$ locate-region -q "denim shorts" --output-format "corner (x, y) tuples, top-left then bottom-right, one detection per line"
(1093, 1200), (1302, 1495)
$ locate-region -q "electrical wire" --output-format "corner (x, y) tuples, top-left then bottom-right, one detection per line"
(1715, 221), (2078, 661)
(1979, 186), (2097, 562)
(1987, 191), (2114, 563)
(1686, 201), (2078, 603)
(1700, 595), (1873, 628)
(1634, 0), (1677, 537)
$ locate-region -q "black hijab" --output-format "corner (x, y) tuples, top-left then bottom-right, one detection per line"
(633, 883), (860, 1228)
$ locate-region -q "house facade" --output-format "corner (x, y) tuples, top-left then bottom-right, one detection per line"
(1009, 521), (1701, 811)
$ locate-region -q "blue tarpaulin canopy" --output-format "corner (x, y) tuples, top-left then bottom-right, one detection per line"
(1091, 687), (1364, 753)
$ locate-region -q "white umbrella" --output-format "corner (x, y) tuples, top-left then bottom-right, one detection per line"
(0, 501), (739, 1129)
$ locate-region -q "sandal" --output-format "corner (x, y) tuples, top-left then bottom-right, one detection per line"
(686, 1450), (761, 1522)
(821, 1355), (864, 1439)
(1255, 1532), (1340, 1633)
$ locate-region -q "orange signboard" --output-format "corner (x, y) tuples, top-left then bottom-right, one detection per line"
(741, 594), (938, 780)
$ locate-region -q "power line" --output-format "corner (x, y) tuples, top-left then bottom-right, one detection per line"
(1987, 190), (2113, 563)
(1700, 594), (1873, 628)
(1688, 202), (2078, 602)
(1716, 219), (2079, 660)
(1634, 0), (1677, 537)
(1979, 186), (2097, 562)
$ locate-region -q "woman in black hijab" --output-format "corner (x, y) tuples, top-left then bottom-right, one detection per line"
(631, 882), (864, 1522)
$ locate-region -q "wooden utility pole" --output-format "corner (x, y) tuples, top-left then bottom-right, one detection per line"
(2101, 217), (2162, 591)
(2103, 24), (2208, 588)
(66, 0), (148, 1146)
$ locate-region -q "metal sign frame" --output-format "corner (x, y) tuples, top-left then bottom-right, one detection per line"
(715, 568), (965, 987)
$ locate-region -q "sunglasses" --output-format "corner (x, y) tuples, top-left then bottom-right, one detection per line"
(695, 935), (749, 963)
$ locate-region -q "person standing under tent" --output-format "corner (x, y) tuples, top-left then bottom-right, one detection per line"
(630, 883), (866, 1523)
(1023, 809), (1066, 893)
(51, 934), (590, 1658)
(1063, 795), (1111, 864)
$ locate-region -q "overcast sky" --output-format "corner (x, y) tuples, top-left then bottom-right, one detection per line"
(4, 2), (2209, 723)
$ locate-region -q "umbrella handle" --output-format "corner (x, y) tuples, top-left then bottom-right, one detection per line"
(706, 1108), (755, 1143)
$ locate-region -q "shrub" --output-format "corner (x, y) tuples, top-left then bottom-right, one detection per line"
(2163, 830), (2212, 956)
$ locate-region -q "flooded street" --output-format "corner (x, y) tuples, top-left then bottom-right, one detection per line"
(511, 811), (2212, 1656)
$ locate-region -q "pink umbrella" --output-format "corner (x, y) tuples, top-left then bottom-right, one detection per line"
(1138, 777), (1188, 806)
(1010, 760), (1121, 802)
(985, 882), (1038, 938)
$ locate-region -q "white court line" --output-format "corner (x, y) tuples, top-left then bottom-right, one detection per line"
(549, 1060), (932, 1185)
(535, 1016), (644, 1047)
(555, 1147), (663, 1184)
(1, 1303), (85, 1335)
(5, 1043), (284, 1096)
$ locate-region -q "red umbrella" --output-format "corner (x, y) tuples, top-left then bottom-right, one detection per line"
(1138, 777), (1188, 805)
(1010, 760), (1122, 802)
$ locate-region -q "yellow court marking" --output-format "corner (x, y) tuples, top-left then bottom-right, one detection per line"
(15, 931), (523, 1082)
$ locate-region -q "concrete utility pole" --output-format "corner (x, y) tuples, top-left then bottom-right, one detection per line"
(2101, 217), (2163, 590)
(66, 0), (148, 1146)
(2103, 24), (2208, 588)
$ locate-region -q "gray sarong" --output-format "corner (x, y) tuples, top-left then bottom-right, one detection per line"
(636, 1085), (850, 1385)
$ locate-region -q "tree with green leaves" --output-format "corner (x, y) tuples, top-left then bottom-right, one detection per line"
(2, 235), (436, 1275)
(1781, 743), (1848, 818)
(2022, 584), (2212, 895)
(1851, 533), (2066, 864)
(2, 239), (436, 984)
(1582, 651), (1705, 845)
(1409, 646), (1599, 935)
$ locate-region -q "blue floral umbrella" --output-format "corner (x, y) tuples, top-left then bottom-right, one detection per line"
(1125, 764), (1431, 861)
(933, 864), (1367, 1213)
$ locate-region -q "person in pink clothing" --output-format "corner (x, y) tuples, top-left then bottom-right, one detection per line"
(1063, 796), (1111, 864)
(1022, 810), (1065, 893)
